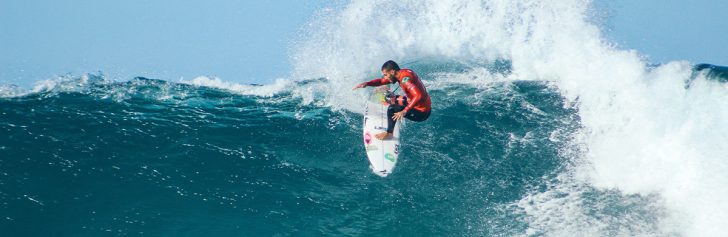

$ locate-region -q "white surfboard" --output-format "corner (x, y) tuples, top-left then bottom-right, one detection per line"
(362, 86), (401, 177)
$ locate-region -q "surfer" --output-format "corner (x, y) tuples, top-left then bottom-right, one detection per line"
(353, 60), (432, 140)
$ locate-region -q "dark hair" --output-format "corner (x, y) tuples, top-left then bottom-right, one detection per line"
(381, 60), (400, 71)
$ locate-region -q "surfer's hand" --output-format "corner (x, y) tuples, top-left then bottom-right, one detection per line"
(352, 83), (366, 90)
(392, 111), (407, 121)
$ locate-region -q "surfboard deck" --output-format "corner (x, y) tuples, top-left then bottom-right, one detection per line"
(362, 86), (400, 177)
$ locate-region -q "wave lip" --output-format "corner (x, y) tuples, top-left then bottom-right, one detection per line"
(693, 63), (728, 82)
(0, 84), (25, 98)
(180, 76), (294, 97)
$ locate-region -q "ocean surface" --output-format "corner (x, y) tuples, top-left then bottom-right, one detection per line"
(4, 0), (728, 236)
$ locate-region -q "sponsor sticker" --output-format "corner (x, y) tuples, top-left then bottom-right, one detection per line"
(365, 145), (378, 151)
(385, 153), (396, 162)
(364, 132), (371, 144)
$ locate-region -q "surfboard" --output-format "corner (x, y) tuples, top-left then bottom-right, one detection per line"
(362, 86), (401, 177)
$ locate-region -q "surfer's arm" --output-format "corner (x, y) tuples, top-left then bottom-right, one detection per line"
(353, 78), (392, 90)
(402, 89), (422, 113)
(364, 78), (394, 87)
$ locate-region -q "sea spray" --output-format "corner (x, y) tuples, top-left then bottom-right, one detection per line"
(292, 0), (728, 235)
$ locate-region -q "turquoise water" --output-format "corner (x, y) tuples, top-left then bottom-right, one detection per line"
(0, 67), (580, 235)
(5, 63), (725, 235)
(3, 62), (728, 236)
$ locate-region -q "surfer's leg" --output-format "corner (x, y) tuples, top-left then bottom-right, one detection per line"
(375, 105), (402, 140)
(386, 95), (410, 132)
(376, 95), (409, 140)
(404, 109), (431, 122)
(386, 104), (405, 133)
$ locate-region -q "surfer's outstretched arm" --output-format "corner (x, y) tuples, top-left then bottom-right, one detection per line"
(352, 78), (394, 90)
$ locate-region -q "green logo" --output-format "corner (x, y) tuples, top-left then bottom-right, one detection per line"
(385, 153), (396, 162)
(402, 77), (410, 84)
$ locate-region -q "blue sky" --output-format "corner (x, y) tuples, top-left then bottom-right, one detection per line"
(1, 0), (727, 87)
(605, 0), (728, 66)
(0, 0), (328, 86)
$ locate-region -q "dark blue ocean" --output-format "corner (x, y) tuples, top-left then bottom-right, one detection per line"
(3, 63), (727, 236)
(0, 65), (569, 235)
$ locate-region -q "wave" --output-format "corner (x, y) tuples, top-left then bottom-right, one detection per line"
(693, 63), (728, 83)
(4, 0), (728, 236)
(290, 0), (728, 236)
(2, 72), (583, 236)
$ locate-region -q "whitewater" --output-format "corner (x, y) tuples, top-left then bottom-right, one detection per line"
(3, 0), (728, 236)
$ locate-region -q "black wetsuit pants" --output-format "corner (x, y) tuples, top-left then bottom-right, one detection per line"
(386, 95), (430, 133)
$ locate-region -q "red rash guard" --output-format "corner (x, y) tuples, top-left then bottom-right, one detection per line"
(365, 69), (432, 113)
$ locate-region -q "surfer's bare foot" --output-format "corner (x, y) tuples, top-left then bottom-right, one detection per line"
(375, 132), (392, 140)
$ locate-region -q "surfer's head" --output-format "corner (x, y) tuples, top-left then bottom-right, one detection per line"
(381, 60), (400, 72)
(381, 60), (400, 81)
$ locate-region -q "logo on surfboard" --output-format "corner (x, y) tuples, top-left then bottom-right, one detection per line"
(364, 132), (372, 144)
(385, 153), (396, 162)
(365, 145), (378, 151)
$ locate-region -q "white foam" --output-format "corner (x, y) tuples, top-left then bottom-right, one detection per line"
(181, 76), (293, 97)
(292, 0), (728, 235)
(0, 74), (104, 98)
(0, 85), (26, 98)
(179, 76), (357, 113)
